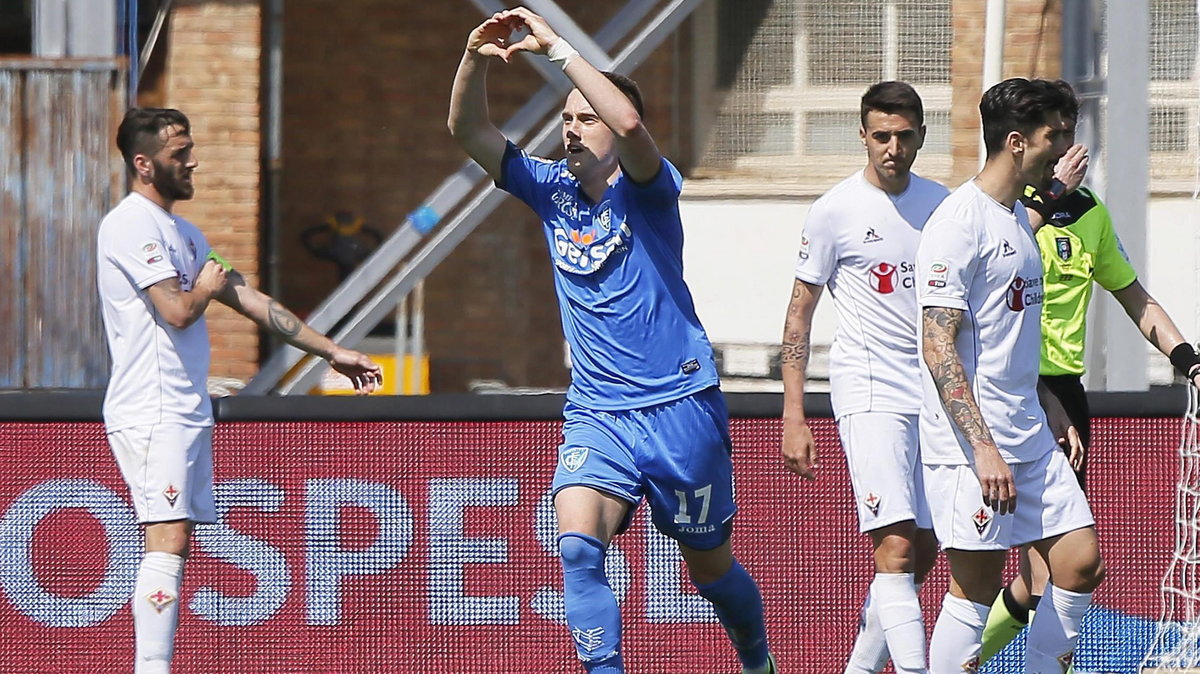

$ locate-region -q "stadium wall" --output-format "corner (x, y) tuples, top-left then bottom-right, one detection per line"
(142, 1), (1067, 393)
(0, 390), (1189, 673)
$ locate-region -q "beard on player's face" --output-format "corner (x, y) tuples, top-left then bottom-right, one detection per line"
(151, 157), (195, 201)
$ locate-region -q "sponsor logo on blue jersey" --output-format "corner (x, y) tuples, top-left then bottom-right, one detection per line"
(550, 197), (632, 275)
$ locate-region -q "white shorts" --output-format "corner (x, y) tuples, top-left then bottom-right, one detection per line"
(108, 424), (216, 524)
(923, 448), (1095, 551)
(838, 412), (932, 533)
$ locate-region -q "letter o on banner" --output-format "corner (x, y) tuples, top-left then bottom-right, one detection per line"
(0, 479), (139, 627)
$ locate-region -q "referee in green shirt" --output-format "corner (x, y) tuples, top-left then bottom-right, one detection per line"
(981, 84), (1200, 664)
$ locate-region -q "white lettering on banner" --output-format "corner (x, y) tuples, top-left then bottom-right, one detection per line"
(644, 522), (717, 624)
(428, 478), (519, 626)
(191, 479), (291, 626)
(0, 478), (727, 629)
(0, 479), (139, 627)
(305, 478), (413, 626)
(530, 491), (630, 625)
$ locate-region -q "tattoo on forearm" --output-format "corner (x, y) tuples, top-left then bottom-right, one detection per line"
(268, 300), (302, 337)
(781, 294), (812, 370)
(922, 307), (995, 450)
(781, 335), (810, 367)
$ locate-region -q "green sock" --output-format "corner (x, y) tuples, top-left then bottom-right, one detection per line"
(980, 588), (1031, 663)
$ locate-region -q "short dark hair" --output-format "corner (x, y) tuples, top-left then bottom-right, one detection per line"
(860, 81), (924, 128)
(115, 107), (191, 174)
(979, 78), (1079, 157)
(602, 71), (644, 118)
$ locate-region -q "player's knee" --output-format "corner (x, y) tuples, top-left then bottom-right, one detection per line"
(1074, 554), (1106, 593)
(558, 532), (606, 574)
(146, 525), (191, 557)
(1054, 551), (1105, 594)
(872, 527), (917, 573)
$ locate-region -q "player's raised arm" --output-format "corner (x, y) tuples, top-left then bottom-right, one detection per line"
(215, 271), (381, 394)
(448, 13), (518, 182)
(780, 279), (822, 479)
(502, 7), (662, 184)
(921, 306), (1017, 514)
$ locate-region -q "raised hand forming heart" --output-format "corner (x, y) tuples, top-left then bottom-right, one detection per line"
(467, 7), (562, 63)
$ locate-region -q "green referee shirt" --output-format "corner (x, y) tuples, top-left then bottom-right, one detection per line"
(1030, 186), (1139, 376)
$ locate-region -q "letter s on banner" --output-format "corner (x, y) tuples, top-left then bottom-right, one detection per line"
(191, 479), (291, 626)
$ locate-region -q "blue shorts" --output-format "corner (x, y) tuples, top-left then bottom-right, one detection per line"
(551, 386), (736, 550)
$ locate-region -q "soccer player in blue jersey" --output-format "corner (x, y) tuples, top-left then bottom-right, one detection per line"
(448, 7), (775, 674)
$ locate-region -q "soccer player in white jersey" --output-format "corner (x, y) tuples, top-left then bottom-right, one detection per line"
(97, 108), (382, 673)
(916, 78), (1103, 672)
(782, 81), (948, 674)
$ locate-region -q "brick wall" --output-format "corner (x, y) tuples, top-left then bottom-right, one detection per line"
(162, 0), (263, 383)
(950, 0), (1062, 184)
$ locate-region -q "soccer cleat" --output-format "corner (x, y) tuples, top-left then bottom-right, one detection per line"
(742, 653), (777, 674)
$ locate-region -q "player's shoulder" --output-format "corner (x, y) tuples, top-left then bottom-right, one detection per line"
(98, 194), (160, 244)
(908, 173), (951, 199)
(818, 172), (868, 202)
(923, 182), (987, 235)
(810, 172), (868, 217)
(930, 181), (982, 217)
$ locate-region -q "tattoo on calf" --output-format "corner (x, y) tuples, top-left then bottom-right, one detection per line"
(268, 301), (302, 337)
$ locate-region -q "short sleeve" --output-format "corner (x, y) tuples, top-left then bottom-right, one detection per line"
(624, 157), (682, 209)
(916, 215), (979, 311)
(496, 141), (559, 213)
(1091, 203), (1138, 292)
(103, 211), (179, 290)
(794, 200), (838, 286)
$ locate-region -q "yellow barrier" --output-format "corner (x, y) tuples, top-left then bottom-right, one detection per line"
(316, 353), (429, 395)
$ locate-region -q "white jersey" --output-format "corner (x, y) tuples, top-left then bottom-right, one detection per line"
(795, 170), (949, 418)
(915, 180), (1056, 465)
(97, 193), (214, 432)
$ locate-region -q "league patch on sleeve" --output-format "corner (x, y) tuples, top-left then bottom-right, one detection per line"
(797, 232), (810, 260)
(927, 260), (949, 288)
(142, 241), (164, 264)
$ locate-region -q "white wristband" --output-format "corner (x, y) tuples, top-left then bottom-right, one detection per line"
(546, 38), (578, 69)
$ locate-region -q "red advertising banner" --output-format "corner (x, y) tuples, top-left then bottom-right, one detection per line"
(0, 417), (1182, 673)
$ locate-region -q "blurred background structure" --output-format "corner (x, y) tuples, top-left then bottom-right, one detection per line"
(0, 0), (1196, 396)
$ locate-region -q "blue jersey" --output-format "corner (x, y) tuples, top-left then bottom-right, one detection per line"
(498, 142), (718, 410)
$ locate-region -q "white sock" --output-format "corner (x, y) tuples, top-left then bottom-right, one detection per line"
(844, 588), (889, 673)
(928, 593), (989, 674)
(132, 551), (185, 674)
(1026, 584), (1092, 673)
(874, 573), (927, 673)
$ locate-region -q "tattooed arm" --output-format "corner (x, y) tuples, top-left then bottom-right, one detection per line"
(922, 306), (1017, 514)
(780, 279), (823, 479)
(216, 271), (381, 393)
(145, 260), (228, 330)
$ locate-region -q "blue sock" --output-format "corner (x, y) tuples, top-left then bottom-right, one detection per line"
(693, 559), (771, 670)
(559, 533), (624, 673)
